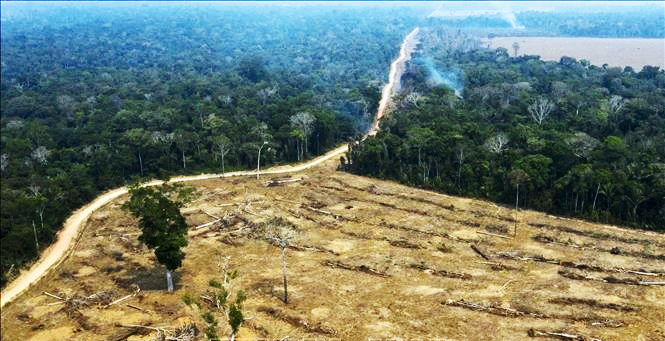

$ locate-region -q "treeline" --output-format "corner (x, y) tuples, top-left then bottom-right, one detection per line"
(347, 32), (665, 230)
(517, 7), (665, 38)
(0, 3), (426, 287)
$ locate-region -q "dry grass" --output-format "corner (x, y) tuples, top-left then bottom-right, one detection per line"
(2, 158), (664, 340)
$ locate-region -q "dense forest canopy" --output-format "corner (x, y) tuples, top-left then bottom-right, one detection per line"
(348, 27), (665, 230)
(0, 2), (429, 287)
(1, 1), (664, 289)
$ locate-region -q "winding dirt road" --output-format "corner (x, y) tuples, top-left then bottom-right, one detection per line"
(0, 28), (422, 308)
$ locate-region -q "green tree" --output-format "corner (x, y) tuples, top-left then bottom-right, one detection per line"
(122, 183), (190, 291)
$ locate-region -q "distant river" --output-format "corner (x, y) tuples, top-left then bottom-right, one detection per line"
(485, 37), (665, 70)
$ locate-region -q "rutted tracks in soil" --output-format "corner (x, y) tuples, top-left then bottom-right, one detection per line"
(0, 28), (422, 308)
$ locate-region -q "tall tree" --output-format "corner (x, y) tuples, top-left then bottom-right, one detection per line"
(122, 183), (191, 291)
(290, 112), (316, 158)
(264, 217), (300, 304)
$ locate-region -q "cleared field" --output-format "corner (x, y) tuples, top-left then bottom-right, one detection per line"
(1, 158), (664, 340)
(486, 37), (665, 69)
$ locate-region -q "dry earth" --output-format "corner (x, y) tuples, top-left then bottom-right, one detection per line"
(1, 157), (664, 341)
(485, 37), (665, 70)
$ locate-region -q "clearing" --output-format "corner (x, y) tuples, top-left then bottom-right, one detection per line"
(485, 36), (665, 69)
(1, 157), (664, 340)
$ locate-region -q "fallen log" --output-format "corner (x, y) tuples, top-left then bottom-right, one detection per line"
(216, 203), (238, 207)
(528, 328), (602, 341)
(43, 291), (64, 300)
(107, 294), (134, 307)
(194, 219), (221, 229)
(126, 304), (144, 311)
(470, 244), (489, 260)
(306, 206), (339, 218)
(266, 177), (302, 187)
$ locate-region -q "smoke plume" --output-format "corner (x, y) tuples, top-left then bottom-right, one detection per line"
(418, 57), (462, 97)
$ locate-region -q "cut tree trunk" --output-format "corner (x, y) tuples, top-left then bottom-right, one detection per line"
(281, 247), (288, 304)
(166, 270), (174, 292)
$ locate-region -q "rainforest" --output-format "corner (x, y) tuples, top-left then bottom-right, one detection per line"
(1, 1), (664, 292)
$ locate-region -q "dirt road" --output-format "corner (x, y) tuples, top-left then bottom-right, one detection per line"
(0, 29), (421, 308)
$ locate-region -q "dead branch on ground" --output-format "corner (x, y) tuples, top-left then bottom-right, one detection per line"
(322, 260), (390, 277)
(471, 244), (489, 260)
(408, 263), (472, 280)
(528, 328), (602, 341)
(117, 322), (197, 341)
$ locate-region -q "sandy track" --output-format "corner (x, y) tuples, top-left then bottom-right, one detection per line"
(0, 29), (422, 308)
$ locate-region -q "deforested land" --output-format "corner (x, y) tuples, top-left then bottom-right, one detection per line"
(485, 37), (665, 70)
(1, 158), (664, 340)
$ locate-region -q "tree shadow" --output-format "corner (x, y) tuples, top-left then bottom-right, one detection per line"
(121, 264), (183, 291)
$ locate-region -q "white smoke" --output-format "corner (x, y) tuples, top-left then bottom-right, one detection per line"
(498, 10), (524, 29)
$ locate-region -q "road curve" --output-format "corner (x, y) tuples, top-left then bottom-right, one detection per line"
(0, 29), (421, 308)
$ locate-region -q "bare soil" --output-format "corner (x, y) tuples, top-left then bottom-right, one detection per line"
(485, 37), (665, 69)
(2, 157), (664, 341)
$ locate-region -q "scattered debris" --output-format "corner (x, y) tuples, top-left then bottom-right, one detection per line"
(558, 269), (662, 286)
(322, 260), (390, 277)
(256, 306), (336, 335)
(105, 285), (141, 308)
(443, 299), (547, 318)
(285, 242), (340, 255)
(475, 261), (521, 271)
(548, 297), (638, 312)
(494, 250), (665, 277)
(532, 234), (665, 260)
(117, 322), (198, 341)
(408, 263), (472, 280)
(529, 223), (665, 248)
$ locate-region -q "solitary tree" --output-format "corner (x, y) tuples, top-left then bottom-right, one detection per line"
(512, 41), (520, 57)
(123, 183), (191, 291)
(264, 218), (300, 304)
(211, 135), (231, 174)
